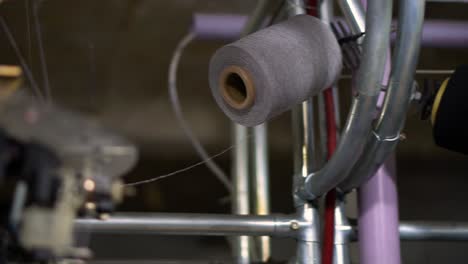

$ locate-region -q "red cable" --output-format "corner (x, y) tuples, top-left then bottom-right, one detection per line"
(306, 2), (337, 263)
(308, 0), (318, 16)
(305, 0), (337, 263)
(322, 88), (337, 264)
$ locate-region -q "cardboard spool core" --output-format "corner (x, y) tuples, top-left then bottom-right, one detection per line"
(219, 66), (255, 110)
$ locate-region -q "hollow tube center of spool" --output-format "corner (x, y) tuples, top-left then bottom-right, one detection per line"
(220, 66), (255, 110)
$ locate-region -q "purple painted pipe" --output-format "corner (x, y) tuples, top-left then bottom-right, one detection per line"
(358, 156), (400, 264)
(193, 13), (468, 47)
(191, 14), (247, 41)
(391, 19), (468, 48)
(417, 20), (468, 48)
(358, 0), (401, 264)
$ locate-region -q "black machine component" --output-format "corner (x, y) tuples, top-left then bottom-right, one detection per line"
(0, 129), (63, 263)
(420, 65), (468, 155)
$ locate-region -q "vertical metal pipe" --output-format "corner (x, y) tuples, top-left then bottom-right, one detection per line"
(233, 1), (272, 263)
(354, 2), (401, 263)
(301, 0), (393, 200)
(232, 124), (251, 264)
(295, 202), (321, 264)
(337, 0), (366, 34)
(289, 1), (315, 204)
(334, 196), (351, 264)
(319, 2), (350, 263)
(339, 0), (425, 191)
(317, 0), (334, 166)
(252, 124), (271, 262)
(358, 156), (401, 264)
(288, 1), (321, 263)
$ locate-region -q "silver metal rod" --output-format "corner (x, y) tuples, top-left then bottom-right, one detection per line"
(340, 0), (426, 191)
(337, 0), (366, 34)
(343, 221), (468, 242)
(287, 1), (321, 263)
(76, 216), (468, 242)
(294, 203), (321, 264)
(234, 2), (273, 262)
(334, 197), (351, 264)
(300, 0), (393, 200)
(399, 222), (468, 241)
(252, 124), (271, 262)
(340, 70), (454, 79)
(321, 2), (348, 263)
(414, 69), (454, 75)
(75, 214), (296, 237)
(288, 0), (316, 205)
(232, 124), (251, 263)
(426, 0), (468, 3)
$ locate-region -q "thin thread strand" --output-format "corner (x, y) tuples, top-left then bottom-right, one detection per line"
(0, 17), (44, 102)
(32, 0), (52, 105)
(125, 143), (237, 187)
(25, 0), (33, 70)
(168, 32), (233, 192)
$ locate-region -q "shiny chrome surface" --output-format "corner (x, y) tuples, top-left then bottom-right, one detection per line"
(232, 124), (251, 263)
(426, 0), (468, 3)
(76, 216), (468, 242)
(287, 1), (321, 263)
(75, 214), (296, 237)
(252, 124), (271, 262)
(338, 0), (365, 35)
(340, 0), (426, 191)
(344, 221), (468, 241)
(288, 0), (314, 205)
(293, 203), (321, 264)
(300, 0), (393, 200)
(233, 1), (273, 262)
(334, 197), (351, 264)
(399, 222), (468, 241)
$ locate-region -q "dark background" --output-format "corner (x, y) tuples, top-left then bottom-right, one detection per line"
(1, 0), (468, 263)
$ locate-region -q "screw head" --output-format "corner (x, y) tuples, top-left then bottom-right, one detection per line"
(290, 221), (300, 230)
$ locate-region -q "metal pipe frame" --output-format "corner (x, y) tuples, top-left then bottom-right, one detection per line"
(348, 222), (468, 242)
(333, 196), (351, 264)
(233, 1), (274, 262)
(252, 124), (271, 262)
(318, 1), (349, 264)
(74, 1), (432, 262)
(337, 0), (365, 35)
(75, 216), (468, 242)
(340, 0), (426, 191)
(426, 0), (468, 3)
(75, 214), (296, 237)
(298, 0), (393, 200)
(232, 124), (252, 263)
(288, 1), (321, 263)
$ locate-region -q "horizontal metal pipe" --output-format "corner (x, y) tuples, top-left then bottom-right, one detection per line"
(75, 214), (298, 238)
(76, 216), (468, 242)
(195, 12), (468, 49)
(426, 0), (468, 3)
(404, 20), (468, 48)
(343, 221), (468, 241)
(399, 222), (468, 241)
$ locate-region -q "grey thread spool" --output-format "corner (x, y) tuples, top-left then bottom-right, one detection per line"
(209, 15), (342, 127)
